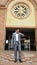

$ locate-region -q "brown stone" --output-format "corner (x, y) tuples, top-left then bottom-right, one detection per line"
(0, 8), (6, 50)
(0, 0), (37, 50)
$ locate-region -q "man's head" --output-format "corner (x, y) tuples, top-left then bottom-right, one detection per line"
(16, 28), (20, 33)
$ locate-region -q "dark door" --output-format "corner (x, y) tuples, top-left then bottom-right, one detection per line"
(5, 28), (36, 51)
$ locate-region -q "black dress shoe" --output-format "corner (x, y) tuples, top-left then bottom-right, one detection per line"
(14, 60), (17, 63)
(19, 59), (22, 62)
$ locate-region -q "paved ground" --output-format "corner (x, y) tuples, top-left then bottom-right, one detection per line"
(0, 50), (37, 65)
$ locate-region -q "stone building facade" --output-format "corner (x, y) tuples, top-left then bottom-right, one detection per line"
(0, 0), (37, 50)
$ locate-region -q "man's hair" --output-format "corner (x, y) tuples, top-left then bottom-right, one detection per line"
(16, 28), (20, 30)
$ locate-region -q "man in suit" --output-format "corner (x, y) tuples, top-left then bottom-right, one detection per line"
(12, 28), (24, 62)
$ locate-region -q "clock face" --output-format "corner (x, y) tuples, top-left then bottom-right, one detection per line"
(11, 3), (30, 19)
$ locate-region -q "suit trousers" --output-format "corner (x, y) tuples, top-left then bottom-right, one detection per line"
(14, 41), (21, 60)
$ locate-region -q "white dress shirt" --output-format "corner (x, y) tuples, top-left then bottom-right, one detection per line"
(16, 33), (19, 41)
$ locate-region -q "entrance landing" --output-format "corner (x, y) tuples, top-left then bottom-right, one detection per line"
(0, 51), (37, 65)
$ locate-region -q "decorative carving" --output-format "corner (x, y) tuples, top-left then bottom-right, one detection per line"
(11, 2), (31, 19)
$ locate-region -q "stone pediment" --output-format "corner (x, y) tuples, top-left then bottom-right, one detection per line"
(30, 0), (37, 9)
(0, 0), (37, 9)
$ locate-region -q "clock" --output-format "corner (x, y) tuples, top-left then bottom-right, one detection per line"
(11, 2), (30, 19)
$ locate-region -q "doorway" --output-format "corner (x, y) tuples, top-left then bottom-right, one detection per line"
(5, 28), (36, 51)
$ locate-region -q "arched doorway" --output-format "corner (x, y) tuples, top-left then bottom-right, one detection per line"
(5, 0), (36, 51)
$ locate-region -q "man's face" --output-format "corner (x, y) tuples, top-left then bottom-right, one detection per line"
(16, 29), (19, 33)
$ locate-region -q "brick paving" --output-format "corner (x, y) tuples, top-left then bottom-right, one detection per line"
(0, 51), (37, 65)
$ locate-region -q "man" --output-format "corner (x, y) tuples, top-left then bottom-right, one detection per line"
(12, 28), (24, 62)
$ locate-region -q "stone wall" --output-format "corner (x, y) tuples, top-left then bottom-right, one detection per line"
(35, 10), (37, 51)
(0, 8), (6, 50)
